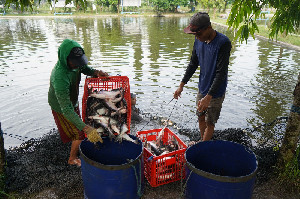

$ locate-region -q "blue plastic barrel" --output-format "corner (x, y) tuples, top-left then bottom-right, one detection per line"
(79, 135), (143, 199)
(184, 140), (258, 199)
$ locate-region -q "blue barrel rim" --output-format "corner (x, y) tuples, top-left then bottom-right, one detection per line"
(79, 137), (143, 171)
(185, 140), (258, 183)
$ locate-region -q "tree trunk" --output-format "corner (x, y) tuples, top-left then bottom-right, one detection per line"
(0, 123), (4, 174)
(223, 1), (227, 13)
(277, 72), (300, 170)
(213, 7), (216, 18)
(117, 0), (120, 14)
(0, 122), (5, 198)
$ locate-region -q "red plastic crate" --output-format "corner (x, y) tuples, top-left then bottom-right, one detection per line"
(82, 76), (131, 132)
(136, 128), (187, 187)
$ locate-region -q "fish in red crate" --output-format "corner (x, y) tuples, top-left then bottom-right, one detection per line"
(145, 137), (180, 156)
(85, 87), (138, 144)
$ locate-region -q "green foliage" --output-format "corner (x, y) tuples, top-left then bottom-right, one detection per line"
(151, 0), (170, 14)
(5, 0), (88, 11)
(273, 140), (280, 151)
(90, 0), (120, 12)
(278, 146), (300, 191)
(168, 0), (189, 12)
(269, 0), (300, 39)
(2, 0), (192, 13)
(227, 0), (260, 43)
(212, 0), (225, 10)
(188, 0), (197, 10)
(0, 174), (7, 198)
(95, 0), (108, 7)
(150, 0), (189, 14)
(197, 0), (213, 10)
(5, 0), (35, 11)
(227, 0), (299, 43)
(95, 0), (118, 11)
(197, 0), (226, 14)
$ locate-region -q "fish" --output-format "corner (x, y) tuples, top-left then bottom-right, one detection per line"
(144, 133), (180, 156)
(148, 141), (163, 156)
(85, 87), (131, 143)
(115, 123), (139, 144)
(85, 97), (107, 120)
(88, 115), (118, 126)
(155, 125), (167, 147)
(117, 133), (139, 144)
(94, 119), (116, 141)
(111, 107), (127, 116)
(96, 107), (110, 116)
(110, 124), (120, 135)
(120, 123), (129, 134)
(89, 88), (124, 101)
(102, 99), (120, 112)
(96, 127), (105, 133)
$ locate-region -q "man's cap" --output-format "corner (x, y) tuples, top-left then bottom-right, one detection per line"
(184, 12), (211, 34)
(68, 47), (88, 67)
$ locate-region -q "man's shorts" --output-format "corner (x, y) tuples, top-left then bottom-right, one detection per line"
(51, 107), (85, 143)
(196, 93), (225, 126)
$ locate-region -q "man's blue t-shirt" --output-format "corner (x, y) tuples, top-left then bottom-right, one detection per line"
(194, 32), (230, 98)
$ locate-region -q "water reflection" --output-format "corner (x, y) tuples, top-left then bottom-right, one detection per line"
(249, 43), (299, 131)
(0, 16), (299, 147)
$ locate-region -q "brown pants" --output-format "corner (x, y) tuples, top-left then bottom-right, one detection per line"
(196, 93), (225, 125)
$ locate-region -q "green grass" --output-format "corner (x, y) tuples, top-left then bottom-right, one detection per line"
(0, 174), (9, 198)
(257, 26), (300, 47)
(277, 147), (300, 192)
(211, 15), (300, 47)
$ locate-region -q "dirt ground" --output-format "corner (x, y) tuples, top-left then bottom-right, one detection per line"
(31, 177), (300, 199)
(142, 179), (300, 199)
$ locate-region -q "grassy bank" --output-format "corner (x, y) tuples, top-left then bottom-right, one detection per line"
(211, 16), (300, 47)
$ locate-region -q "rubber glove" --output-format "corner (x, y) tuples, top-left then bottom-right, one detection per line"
(83, 125), (103, 144)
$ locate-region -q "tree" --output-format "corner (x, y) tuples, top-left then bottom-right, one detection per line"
(5, 0), (88, 11)
(197, 0), (213, 12)
(197, 0), (225, 15)
(150, 0), (170, 15)
(95, 0), (110, 8)
(212, 0), (225, 18)
(227, 0), (299, 42)
(227, 0), (299, 176)
(188, 0), (198, 12)
(95, 0), (119, 12)
(223, 0), (233, 13)
(168, 0), (189, 12)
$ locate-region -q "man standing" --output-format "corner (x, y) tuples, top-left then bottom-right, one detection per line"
(48, 39), (108, 166)
(174, 12), (231, 142)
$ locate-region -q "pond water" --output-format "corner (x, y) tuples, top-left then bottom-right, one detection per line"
(0, 16), (299, 148)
